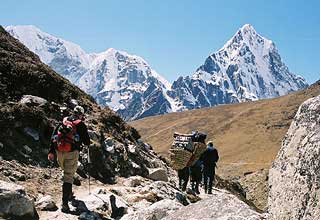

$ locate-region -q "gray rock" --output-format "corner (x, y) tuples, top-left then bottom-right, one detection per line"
(122, 199), (183, 220)
(35, 195), (58, 211)
(163, 189), (262, 220)
(24, 127), (40, 141)
(12, 171), (27, 181)
(128, 144), (136, 154)
(19, 95), (47, 106)
(0, 142), (3, 148)
(79, 211), (102, 220)
(268, 95), (320, 220)
(23, 144), (33, 154)
(0, 180), (38, 219)
(76, 188), (128, 214)
(122, 176), (145, 187)
(148, 168), (168, 182)
(143, 181), (188, 205)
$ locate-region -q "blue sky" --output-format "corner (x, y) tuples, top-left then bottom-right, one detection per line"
(2, 0), (319, 83)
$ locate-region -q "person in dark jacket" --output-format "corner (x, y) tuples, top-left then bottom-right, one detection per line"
(190, 160), (202, 194)
(178, 166), (190, 191)
(200, 141), (219, 194)
(48, 105), (90, 212)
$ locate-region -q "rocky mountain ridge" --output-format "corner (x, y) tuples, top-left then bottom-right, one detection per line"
(6, 24), (308, 121)
(6, 25), (174, 121)
(170, 24), (307, 110)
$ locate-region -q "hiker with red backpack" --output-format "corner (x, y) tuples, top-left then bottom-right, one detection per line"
(48, 105), (90, 212)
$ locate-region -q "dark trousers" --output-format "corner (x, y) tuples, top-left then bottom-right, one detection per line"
(203, 166), (215, 193)
(178, 167), (189, 191)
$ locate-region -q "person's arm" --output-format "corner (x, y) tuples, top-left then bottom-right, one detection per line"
(77, 122), (91, 146)
(214, 148), (219, 162)
(48, 123), (60, 161)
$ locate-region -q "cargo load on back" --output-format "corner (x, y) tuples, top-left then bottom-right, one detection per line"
(170, 131), (207, 170)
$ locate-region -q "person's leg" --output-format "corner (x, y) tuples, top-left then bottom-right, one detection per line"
(182, 177), (188, 191)
(203, 171), (208, 194)
(61, 151), (79, 212)
(195, 181), (200, 194)
(56, 151), (70, 212)
(208, 176), (213, 194)
(178, 170), (183, 189)
(191, 181), (195, 191)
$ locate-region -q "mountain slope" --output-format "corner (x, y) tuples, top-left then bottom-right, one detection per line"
(0, 25), (171, 184)
(6, 24), (308, 121)
(5, 25), (173, 121)
(130, 80), (320, 179)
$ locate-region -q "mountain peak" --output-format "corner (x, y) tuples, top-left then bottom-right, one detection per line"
(239, 24), (256, 33)
(218, 23), (274, 59)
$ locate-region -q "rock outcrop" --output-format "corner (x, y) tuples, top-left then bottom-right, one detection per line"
(162, 189), (263, 220)
(268, 95), (320, 219)
(0, 180), (38, 219)
(238, 169), (269, 211)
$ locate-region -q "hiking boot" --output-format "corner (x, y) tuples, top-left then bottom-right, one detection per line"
(62, 182), (72, 211)
(68, 191), (76, 201)
(61, 203), (70, 213)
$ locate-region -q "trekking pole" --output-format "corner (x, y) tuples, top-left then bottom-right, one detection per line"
(87, 145), (91, 195)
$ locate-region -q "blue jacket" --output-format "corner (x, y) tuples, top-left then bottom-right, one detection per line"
(200, 145), (219, 168)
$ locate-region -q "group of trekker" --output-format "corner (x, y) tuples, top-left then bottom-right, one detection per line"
(47, 105), (219, 213)
(178, 141), (219, 194)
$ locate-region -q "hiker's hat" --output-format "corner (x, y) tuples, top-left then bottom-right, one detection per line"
(74, 105), (85, 115)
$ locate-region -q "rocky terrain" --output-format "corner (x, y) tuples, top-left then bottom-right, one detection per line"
(162, 189), (265, 220)
(0, 25), (265, 220)
(268, 94), (320, 219)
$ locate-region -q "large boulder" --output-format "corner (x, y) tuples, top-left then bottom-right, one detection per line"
(0, 180), (38, 219)
(35, 195), (58, 211)
(19, 95), (47, 106)
(268, 95), (320, 219)
(148, 168), (168, 182)
(121, 199), (183, 220)
(162, 189), (263, 220)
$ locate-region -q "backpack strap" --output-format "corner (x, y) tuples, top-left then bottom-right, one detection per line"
(72, 119), (82, 126)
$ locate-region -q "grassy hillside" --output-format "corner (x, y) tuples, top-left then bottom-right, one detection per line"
(130, 81), (320, 178)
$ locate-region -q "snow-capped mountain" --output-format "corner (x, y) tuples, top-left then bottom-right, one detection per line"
(77, 48), (174, 120)
(169, 24), (308, 110)
(6, 25), (174, 120)
(6, 24), (308, 121)
(6, 25), (91, 83)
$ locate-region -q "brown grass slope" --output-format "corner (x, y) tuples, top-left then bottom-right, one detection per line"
(130, 81), (320, 178)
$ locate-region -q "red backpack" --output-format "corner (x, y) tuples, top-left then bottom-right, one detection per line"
(57, 117), (82, 152)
